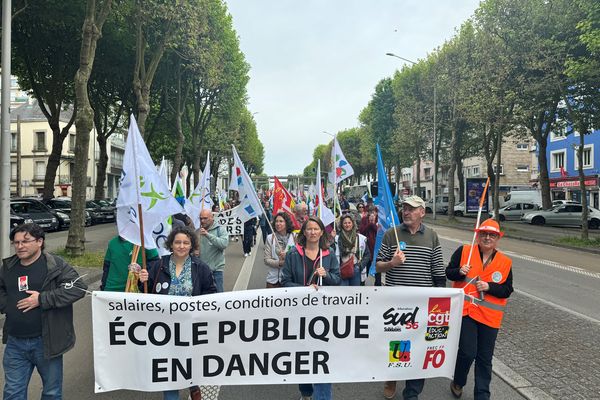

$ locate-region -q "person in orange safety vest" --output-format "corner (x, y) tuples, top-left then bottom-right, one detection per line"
(445, 218), (513, 400)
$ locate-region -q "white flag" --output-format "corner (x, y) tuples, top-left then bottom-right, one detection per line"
(232, 145), (263, 222)
(185, 152), (213, 229)
(228, 164), (238, 192)
(157, 157), (169, 187)
(315, 159), (335, 226)
(116, 115), (184, 249)
(332, 137), (354, 184)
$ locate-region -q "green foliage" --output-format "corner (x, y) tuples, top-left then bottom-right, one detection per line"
(53, 249), (105, 268)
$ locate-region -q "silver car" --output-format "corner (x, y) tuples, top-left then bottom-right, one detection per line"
(491, 203), (540, 221)
(521, 204), (600, 229)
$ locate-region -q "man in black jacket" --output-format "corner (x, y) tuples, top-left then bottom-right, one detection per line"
(0, 223), (87, 399)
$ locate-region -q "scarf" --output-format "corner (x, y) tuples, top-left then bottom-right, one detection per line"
(339, 228), (357, 257)
(274, 231), (289, 251)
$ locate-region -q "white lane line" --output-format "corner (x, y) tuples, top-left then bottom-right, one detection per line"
(439, 235), (600, 280)
(233, 244), (258, 291)
(515, 289), (600, 325)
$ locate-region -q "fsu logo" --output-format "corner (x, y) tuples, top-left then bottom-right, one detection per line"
(426, 297), (450, 341)
(388, 340), (412, 368)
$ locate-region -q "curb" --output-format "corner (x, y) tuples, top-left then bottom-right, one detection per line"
(493, 358), (555, 400)
(426, 218), (600, 255)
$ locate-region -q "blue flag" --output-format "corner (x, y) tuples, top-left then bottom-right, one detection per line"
(369, 144), (400, 276)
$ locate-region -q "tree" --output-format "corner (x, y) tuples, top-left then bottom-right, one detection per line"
(66, 0), (113, 256)
(11, 0), (83, 200)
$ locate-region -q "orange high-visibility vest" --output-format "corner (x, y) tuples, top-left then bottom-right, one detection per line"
(453, 245), (512, 328)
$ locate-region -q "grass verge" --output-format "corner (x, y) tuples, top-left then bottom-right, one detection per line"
(53, 249), (104, 268)
(555, 236), (600, 249)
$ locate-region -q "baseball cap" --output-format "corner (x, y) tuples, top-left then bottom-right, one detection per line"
(402, 195), (425, 209)
(476, 218), (504, 237)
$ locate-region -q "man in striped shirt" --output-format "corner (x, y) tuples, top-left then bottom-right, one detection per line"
(376, 195), (446, 400)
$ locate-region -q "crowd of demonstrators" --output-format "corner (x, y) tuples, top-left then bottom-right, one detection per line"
(446, 219), (513, 400)
(139, 226), (216, 400)
(281, 216), (340, 400)
(1, 223), (87, 399)
(197, 209), (229, 293)
(263, 212), (296, 288)
(376, 195), (446, 400)
(100, 236), (159, 292)
(359, 209), (380, 286)
(335, 214), (371, 286)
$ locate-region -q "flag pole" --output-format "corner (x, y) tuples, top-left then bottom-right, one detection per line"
(130, 116), (148, 293)
(465, 177), (491, 268)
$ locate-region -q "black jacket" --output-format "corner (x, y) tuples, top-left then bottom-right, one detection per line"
(0, 252), (87, 359)
(144, 255), (217, 295)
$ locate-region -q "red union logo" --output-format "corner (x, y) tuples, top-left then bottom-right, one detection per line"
(423, 348), (446, 369)
(426, 297), (450, 341)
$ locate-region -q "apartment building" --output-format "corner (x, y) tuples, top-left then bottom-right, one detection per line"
(9, 100), (124, 199)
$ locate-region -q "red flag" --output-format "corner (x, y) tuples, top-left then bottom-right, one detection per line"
(273, 177), (300, 228)
(560, 166), (567, 178)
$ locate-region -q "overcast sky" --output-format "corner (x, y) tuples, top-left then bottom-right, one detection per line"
(225, 0), (481, 176)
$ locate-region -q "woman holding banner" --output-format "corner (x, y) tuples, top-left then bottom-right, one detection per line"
(445, 218), (513, 400)
(139, 225), (217, 400)
(264, 212), (296, 288)
(335, 214), (371, 286)
(281, 216), (340, 400)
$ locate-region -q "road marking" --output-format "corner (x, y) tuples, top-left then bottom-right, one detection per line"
(439, 235), (600, 280)
(515, 289), (600, 325)
(233, 244), (258, 291)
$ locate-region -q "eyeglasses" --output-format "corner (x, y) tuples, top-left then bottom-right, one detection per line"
(479, 232), (499, 239)
(12, 239), (39, 247)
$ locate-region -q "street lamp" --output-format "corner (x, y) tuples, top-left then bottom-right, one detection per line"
(386, 52), (438, 220)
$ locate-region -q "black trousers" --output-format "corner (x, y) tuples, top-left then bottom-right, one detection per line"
(453, 315), (499, 400)
(243, 233), (253, 254)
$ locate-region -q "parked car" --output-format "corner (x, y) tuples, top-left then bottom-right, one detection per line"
(86, 200), (116, 224)
(12, 197), (71, 230)
(10, 213), (30, 235)
(490, 202), (541, 221)
(521, 204), (600, 229)
(425, 195), (449, 214)
(10, 200), (59, 231)
(42, 198), (92, 227)
(504, 189), (542, 207)
(453, 201), (465, 217)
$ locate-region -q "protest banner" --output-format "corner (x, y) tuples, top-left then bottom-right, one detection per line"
(214, 205), (244, 235)
(92, 286), (463, 393)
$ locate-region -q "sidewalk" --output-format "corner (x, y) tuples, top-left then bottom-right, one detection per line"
(424, 215), (600, 255)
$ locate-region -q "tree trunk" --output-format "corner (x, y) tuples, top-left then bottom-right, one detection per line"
(577, 125), (589, 240)
(493, 128), (503, 218)
(415, 156), (421, 197)
(94, 134), (108, 200)
(448, 124), (458, 219)
(66, 0), (112, 256)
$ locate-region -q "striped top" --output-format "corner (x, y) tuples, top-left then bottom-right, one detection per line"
(376, 223), (446, 287)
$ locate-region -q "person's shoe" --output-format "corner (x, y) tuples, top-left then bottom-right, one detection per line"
(244, 253), (249, 257)
(383, 380), (396, 399)
(189, 386), (202, 400)
(450, 381), (463, 398)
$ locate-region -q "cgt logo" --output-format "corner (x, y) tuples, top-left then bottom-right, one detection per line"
(423, 347), (446, 369)
(426, 297), (450, 341)
(388, 340), (412, 368)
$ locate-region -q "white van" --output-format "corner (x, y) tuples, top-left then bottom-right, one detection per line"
(504, 190), (542, 207)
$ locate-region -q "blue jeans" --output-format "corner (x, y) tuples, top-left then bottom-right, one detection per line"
(213, 270), (224, 293)
(340, 266), (361, 286)
(299, 383), (332, 399)
(3, 335), (63, 400)
(163, 390), (179, 400)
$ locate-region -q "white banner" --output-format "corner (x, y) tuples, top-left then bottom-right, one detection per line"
(214, 205), (244, 236)
(92, 286), (463, 393)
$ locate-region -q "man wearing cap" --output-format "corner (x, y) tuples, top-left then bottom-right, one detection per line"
(446, 218), (513, 400)
(376, 195), (446, 400)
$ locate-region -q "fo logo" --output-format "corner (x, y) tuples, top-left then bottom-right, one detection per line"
(389, 340), (411, 363)
(423, 347), (446, 369)
(425, 297), (450, 341)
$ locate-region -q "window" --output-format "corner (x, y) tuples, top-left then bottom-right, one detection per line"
(34, 131), (46, 151)
(516, 165), (529, 172)
(492, 164), (504, 175)
(11, 163), (16, 181)
(516, 143), (528, 150)
(34, 161), (45, 180)
(551, 150), (566, 172)
(574, 145), (593, 169)
(523, 203), (536, 210)
(424, 167), (431, 180)
(506, 204), (521, 211)
(10, 132), (17, 152)
(69, 134), (76, 151)
(472, 166), (480, 176)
